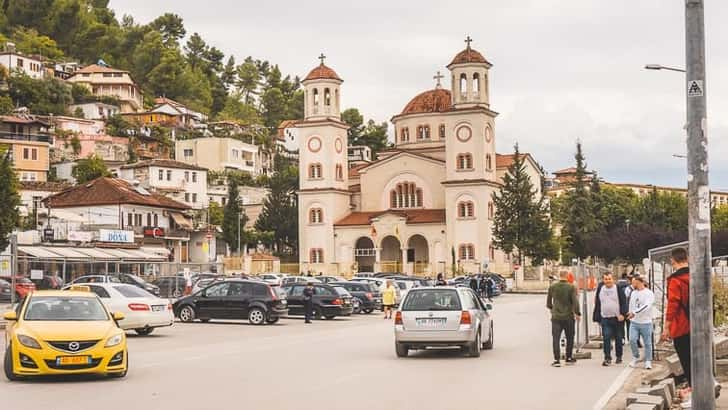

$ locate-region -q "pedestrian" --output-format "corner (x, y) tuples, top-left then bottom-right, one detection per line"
(661, 247), (693, 403)
(303, 282), (314, 324)
(382, 280), (396, 319)
(593, 272), (628, 366)
(469, 275), (479, 293)
(547, 270), (581, 367)
(435, 273), (447, 286)
(626, 275), (654, 369)
(624, 275), (643, 348)
(484, 276), (494, 302)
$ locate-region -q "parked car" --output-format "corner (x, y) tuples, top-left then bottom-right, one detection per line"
(153, 276), (187, 298)
(63, 283), (174, 335)
(281, 276), (322, 286)
(30, 275), (63, 290)
(331, 286), (355, 316)
(173, 279), (288, 325)
(394, 287), (494, 358)
(0, 278), (11, 302)
(114, 273), (160, 296)
(384, 275), (433, 287)
(330, 281), (382, 314)
(447, 275), (468, 286)
(0, 275), (36, 300)
(317, 275), (346, 284)
(281, 282), (353, 320)
(258, 273), (287, 286)
(69, 275), (121, 285)
(354, 272), (376, 278)
(192, 277), (225, 294)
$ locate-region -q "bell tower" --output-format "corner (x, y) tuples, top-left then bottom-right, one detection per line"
(447, 36), (492, 109)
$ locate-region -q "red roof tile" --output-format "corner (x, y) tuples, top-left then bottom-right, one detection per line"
(348, 164), (367, 179)
(400, 88), (452, 116)
(73, 64), (128, 74)
(495, 153), (535, 169)
(45, 177), (190, 210)
(304, 64), (342, 81)
(120, 159), (207, 171)
(449, 47), (490, 66)
(334, 209), (446, 226)
(19, 181), (71, 192)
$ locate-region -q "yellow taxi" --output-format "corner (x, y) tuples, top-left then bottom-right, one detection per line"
(3, 286), (128, 380)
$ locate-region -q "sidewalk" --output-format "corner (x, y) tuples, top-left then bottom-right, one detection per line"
(0, 303), (11, 329)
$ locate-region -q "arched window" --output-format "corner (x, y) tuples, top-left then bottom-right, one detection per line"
(459, 73), (467, 96)
(313, 88), (319, 106)
(424, 125), (430, 139)
(309, 208), (323, 224)
(334, 89), (339, 110)
(439, 124), (446, 139)
(458, 244), (475, 260)
(473, 73), (480, 94)
(488, 201), (494, 220)
(335, 164), (343, 180)
(417, 125), (424, 140)
(485, 154), (493, 171)
(390, 182), (423, 209)
(400, 127), (410, 142)
(324, 88), (331, 106)
(458, 201), (475, 218)
(457, 153), (473, 170)
(310, 248), (324, 263)
(308, 163), (322, 179)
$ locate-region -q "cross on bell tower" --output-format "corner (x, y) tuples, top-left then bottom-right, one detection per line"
(433, 71), (444, 89)
(464, 35), (473, 49)
(318, 53), (326, 65)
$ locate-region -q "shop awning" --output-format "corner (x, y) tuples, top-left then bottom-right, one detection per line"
(170, 212), (193, 230)
(18, 246), (166, 262)
(141, 246), (171, 256)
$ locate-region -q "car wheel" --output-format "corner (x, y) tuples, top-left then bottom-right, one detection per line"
(312, 307), (323, 320)
(395, 342), (408, 358)
(468, 328), (481, 358)
(134, 327), (154, 336)
(178, 305), (195, 322)
(324, 315), (336, 320)
(363, 308), (373, 314)
(4, 343), (20, 381)
(352, 298), (362, 314)
(483, 323), (494, 350)
(266, 317), (280, 324)
(248, 308), (266, 325)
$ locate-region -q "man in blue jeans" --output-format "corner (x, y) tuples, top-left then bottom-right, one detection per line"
(626, 276), (654, 369)
(593, 273), (628, 366)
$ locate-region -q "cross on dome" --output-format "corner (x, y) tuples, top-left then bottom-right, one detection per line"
(318, 53), (326, 65)
(433, 71), (444, 89)
(464, 35), (473, 49)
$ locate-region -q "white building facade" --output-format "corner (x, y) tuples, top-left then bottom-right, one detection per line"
(116, 160), (208, 210)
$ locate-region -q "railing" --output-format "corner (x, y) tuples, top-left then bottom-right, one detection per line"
(0, 131), (51, 143)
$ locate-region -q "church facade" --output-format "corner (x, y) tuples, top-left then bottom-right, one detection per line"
(296, 41), (544, 276)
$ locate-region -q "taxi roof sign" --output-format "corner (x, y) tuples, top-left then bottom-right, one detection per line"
(67, 285), (91, 292)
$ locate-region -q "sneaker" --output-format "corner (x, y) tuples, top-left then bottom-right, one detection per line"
(629, 359), (639, 368)
(644, 361), (652, 369)
(551, 360), (561, 367)
(602, 360), (611, 367)
(615, 358), (623, 364)
(565, 357), (577, 365)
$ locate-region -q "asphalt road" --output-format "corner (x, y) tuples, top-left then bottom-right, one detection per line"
(1, 294), (626, 410)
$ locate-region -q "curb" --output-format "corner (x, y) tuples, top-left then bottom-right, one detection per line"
(507, 290), (548, 295)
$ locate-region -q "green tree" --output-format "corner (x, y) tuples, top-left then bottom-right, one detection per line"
(342, 108), (364, 145)
(208, 201), (224, 226)
(71, 154), (110, 183)
(255, 156), (299, 254)
(491, 144), (555, 265)
(341, 108), (389, 155)
(261, 87), (286, 128)
(149, 13), (186, 46)
(12, 27), (65, 60)
(222, 178), (245, 253)
(8, 74), (73, 115)
(235, 58), (260, 104)
(0, 150), (20, 251)
(714, 205), (728, 232)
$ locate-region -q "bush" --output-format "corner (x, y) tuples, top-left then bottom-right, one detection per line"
(714, 278), (728, 327)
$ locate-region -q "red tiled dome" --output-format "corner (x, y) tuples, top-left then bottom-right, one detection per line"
(400, 88), (452, 116)
(449, 47), (489, 66)
(304, 64), (342, 81)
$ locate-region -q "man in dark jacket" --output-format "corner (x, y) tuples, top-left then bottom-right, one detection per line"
(435, 273), (447, 286)
(547, 271), (581, 367)
(593, 272), (629, 366)
(303, 282), (315, 324)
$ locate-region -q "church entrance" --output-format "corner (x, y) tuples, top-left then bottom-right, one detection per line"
(380, 235), (402, 273)
(354, 237), (375, 273)
(407, 234), (429, 275)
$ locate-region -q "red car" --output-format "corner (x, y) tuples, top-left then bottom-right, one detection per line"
(0, 276), (36, 300)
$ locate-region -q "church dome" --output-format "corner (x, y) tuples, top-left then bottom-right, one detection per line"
(304, 63), (342, 81)
(400, 88), (452, 116)
(449, 47), (489, 66)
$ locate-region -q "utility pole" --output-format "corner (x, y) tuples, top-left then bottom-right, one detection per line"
(685, 0), (713, 408)
(10, 233), (17, 304)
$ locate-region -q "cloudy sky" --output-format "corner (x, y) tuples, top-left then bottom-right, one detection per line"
(110, 0), (728, 189)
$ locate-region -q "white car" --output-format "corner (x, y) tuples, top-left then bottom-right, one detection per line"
(259, 273), (287, 286)
(64, 283), (174, 335)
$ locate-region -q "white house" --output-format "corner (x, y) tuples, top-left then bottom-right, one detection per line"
(68, 102), (120, 120)
(115, 159), (208, 210)
(0, 45), (45, 79)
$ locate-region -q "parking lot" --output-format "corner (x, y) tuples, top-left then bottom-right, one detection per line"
(1, 294), (626, 410)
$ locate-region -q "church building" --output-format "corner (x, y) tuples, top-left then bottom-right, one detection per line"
(296, 40), (544, 276)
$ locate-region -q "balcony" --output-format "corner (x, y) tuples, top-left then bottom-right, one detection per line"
(0, 131), (51, 144)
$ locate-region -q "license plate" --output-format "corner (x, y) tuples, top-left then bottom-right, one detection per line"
(281, 300), (287, 305)
(57, 356), (90, 366)
(416, 318), (446, 327)
(152, 305), (165, 312)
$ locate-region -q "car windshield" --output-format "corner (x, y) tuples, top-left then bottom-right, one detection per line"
(113, 285), (154, 298)
(401, 289), (462, 311)
(396, 282), (407, 289)
(24, 296), (108, 321)
(333, 286), (349, 296)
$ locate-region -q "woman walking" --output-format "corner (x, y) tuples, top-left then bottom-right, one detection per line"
(382, 280), (396, 319)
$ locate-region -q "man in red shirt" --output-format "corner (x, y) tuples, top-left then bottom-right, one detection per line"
(662, 248), (691, 389)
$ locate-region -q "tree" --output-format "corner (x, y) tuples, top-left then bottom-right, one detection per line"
(0, 150), (20, 251)
(341, 108), (364, 145)
(208, 201), (224, 226)
(491, 144), (555, 265)
(235, 58), (260, 104)
(150, 13), (186, 46)
(714, 205), (728, 232)
(341, 108), (390, 155)
(12, 27), (65, 60)
(255, 156), (299, 254)
(71, 154), (110, 183)
(222, 178), (245, 253)
(8, 74), (73, 115)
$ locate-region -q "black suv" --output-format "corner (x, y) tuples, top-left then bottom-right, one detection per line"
(330, 281), (381, 314)
(173, 279), (288, 325)
(281, 283), (354, 320)
(115, 273), (160, 296)
(154, 276), (187, 298)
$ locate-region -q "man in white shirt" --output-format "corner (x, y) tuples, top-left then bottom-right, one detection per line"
(626, 276), (655, 369)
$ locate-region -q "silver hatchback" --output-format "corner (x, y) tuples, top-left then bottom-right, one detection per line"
(394, 286), (493, 358)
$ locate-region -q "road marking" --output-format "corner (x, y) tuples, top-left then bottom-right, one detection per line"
(592, 366), (633, 410)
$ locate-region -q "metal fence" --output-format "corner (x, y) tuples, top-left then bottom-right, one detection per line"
(573, 261), (609, 351)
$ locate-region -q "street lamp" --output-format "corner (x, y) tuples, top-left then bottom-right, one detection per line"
(644, 64), (686, 73)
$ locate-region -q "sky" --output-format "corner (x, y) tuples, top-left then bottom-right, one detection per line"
(109, 0), (728, 189)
